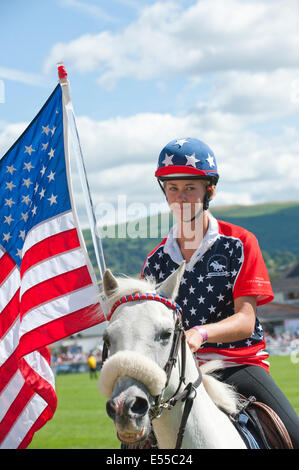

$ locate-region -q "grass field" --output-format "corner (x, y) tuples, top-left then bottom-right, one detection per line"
(28, 356), (299, 449)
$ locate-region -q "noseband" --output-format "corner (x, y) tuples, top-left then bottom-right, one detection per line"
(103, 292), (202, 449)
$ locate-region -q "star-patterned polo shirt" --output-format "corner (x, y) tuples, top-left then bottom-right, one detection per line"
(141, 213), (274, 372)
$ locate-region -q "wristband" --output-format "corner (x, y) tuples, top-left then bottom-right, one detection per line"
(193, 326), (208, 344)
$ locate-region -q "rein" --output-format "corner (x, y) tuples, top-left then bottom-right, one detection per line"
(104, 292), (203, 449)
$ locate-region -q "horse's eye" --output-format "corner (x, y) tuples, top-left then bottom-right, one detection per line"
(160, 330), (172, 342)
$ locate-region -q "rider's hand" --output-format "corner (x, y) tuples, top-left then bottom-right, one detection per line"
(185, 328), (204, 353)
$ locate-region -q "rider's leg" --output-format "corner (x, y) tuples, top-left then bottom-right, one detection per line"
(218, 364), (299, 449)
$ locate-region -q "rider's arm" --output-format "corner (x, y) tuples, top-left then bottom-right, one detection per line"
(185, 295), (256, 353)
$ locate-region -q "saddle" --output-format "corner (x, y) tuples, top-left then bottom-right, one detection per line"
(233, 395), (293, 449)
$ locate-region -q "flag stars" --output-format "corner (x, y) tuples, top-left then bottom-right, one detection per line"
(19, 230), (26, 240)
(3, 232), (12, 242)
(31, 205), (38, 216)
(47, 171), (55, 182)
(189, 285), (195, 294)
(48, 194), (58, 206)
(21, 194), (31, 205)
(42, 125), (51, 135)
(6, 165), (16, 175)
(5, 198), (15, 208)
(21, 212), (29, 222)
(41, 142), (49, 151)
(39, 188), (46, 199)
(206, 283), (214, 292)
(5, 181), (16, 191)
(4, 214), (14, 225)
(40, 165), (47, 176)
(48, 147), (55, 159)
(23, 161), (34, 172)
(16, 248), (22, 259)
(22, 178), (33, 188)
(24, 145), (35, 155)
(198, 296), (205, 304)
(190, 307), (197, 316)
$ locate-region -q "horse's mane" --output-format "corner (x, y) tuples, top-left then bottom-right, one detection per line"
(105, 275), (241, 416)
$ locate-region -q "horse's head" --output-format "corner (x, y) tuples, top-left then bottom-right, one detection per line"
(98, 262), (185, 445)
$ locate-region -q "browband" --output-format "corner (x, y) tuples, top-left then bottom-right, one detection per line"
(108, 292), (182, 321)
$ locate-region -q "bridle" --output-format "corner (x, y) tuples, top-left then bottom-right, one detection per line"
(102, 292), (203, 449)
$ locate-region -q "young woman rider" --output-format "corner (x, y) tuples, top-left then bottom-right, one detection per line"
(142, 137), (299, 448)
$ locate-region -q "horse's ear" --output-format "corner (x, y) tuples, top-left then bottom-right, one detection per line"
(103, 269), (119, 297)
(156, 261), (185, 300)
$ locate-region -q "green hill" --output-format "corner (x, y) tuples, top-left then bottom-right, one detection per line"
(82, 201), (299, 278)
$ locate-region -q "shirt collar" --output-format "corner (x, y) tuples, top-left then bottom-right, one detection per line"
(163, 212), (219, 271)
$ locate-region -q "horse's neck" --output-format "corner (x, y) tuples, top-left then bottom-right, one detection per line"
(152, 349), (246, 449)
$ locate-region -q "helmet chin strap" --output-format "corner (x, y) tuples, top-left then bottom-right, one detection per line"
(182, 206), (203, 223)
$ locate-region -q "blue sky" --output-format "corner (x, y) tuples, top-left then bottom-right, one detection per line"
(1, 0), (299, 227)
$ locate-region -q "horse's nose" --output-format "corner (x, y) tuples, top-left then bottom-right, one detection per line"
(129, 396), (149, 417)
(106, 395), (149, 420)
(106, 398), (120, 419)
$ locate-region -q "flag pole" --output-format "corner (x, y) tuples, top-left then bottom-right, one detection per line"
(57, 62), (106, 283)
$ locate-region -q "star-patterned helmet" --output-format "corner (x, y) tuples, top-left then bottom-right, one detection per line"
(155, 137), (219, 184)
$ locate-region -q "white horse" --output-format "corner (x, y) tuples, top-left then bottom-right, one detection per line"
(98, 263), (247, 449)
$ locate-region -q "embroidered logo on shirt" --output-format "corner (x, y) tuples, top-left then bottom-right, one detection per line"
(206, 254), (229, 278)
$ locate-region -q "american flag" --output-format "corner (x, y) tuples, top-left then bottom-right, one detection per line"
(0, 83), (105, 448)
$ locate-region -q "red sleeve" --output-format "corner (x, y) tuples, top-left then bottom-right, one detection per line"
(233, 232), (274, 306)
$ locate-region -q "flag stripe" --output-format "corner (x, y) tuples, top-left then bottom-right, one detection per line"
(0, 382), (34, 445)
(0, 350), (19, 392)
(20, 266), (92, 318)
(20, 248), (88, 298)
(20, 227), (80, 277)
(0, 289), (20, 339)
(22, 210), (75, 258)
(18, 403), (53, 449)
(19, 302), (103, 357)
(0, 253), (16, 286)
(20, 285), (100, 339)
(0, 267), (20, 313)
(20, 351), (56, 406)
(0, 392), (47, 449)
(0, 318), (20, 368)
(0, 370), (24, 422)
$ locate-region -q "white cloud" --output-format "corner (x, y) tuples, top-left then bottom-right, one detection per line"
(0, 67), (48, 87)
(0, 122), (28, 157)
(59, 0), (117, 22)
(205, 69), (299, 118)
(44, 0), (299, 85)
